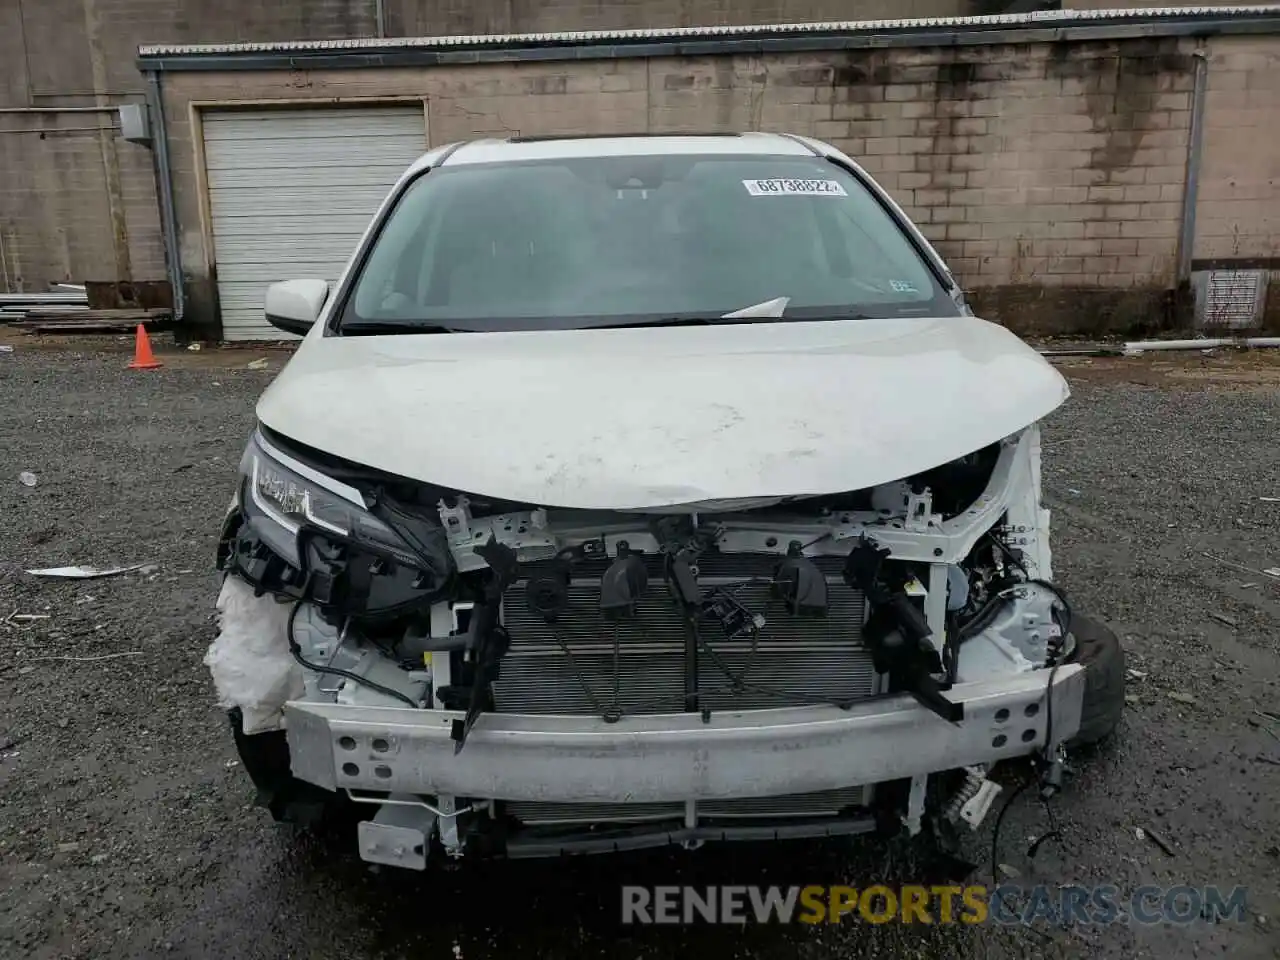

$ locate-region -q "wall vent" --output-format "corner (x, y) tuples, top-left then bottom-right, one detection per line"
(1194, 269), (1268, 329)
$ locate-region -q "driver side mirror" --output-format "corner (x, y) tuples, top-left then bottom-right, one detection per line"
(264, 279), (330, 336)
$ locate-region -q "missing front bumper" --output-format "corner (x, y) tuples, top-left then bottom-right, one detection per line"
(283, 666), (1085, 803)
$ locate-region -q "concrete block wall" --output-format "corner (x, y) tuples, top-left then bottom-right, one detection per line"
(1, 0), (984, 293)
(0, 0), (381, 108)
(1194, 37), (1280, 264)
(0, 0), (381, 291)
(384, 0), (974, 36)
(158, 31), (1278, 336)
(0, 113), (163, 289)
(815, 40), (1200, 331)
(3, 0), (1278, 332)
(1065, 0), (1245, 8)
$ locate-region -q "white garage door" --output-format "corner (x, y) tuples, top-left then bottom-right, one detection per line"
(203, 105), (427, 340)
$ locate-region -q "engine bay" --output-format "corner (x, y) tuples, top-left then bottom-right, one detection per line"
(210, 423), (1067, 752)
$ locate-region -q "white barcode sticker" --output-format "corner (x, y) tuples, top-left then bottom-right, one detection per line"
(743, 178), (847, 197)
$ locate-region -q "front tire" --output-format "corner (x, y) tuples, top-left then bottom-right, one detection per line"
(228, 708), (350, 829)
(1064, 614), (1125, 747)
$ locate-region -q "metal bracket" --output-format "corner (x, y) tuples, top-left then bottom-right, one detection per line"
(438, 795), (464, 857)
(903, 775), (927, 837)
(437, 495), (474, 545)
(904, 488), (933, 533)
(944, 765), (1003, 830)
(357, 798), (437, 871)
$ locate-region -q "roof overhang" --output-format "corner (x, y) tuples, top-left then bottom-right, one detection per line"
(136, 6), (1280, 72)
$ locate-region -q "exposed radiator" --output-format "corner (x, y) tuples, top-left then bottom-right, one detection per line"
(493, 554), (876, 717)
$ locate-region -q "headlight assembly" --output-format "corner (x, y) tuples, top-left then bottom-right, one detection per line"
(238, 429), (424, 571)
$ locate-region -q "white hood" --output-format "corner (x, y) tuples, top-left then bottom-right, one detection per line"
(256, 316), (1068, 510)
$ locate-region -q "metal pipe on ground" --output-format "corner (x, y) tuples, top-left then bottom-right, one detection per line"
(1123, 337), (1280, 354)
(1038, 338), (1280, 358)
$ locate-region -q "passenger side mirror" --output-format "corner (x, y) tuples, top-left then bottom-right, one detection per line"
(264, 279), (330, 336)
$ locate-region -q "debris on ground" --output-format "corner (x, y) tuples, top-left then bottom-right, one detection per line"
(1210, 612), (1238, 628)
(1253, 710), (1280, 742)
(1138, 826), (1177, 857)
(247, 358), (269, 370)
(26, 564), (148, 579)
(25, 652), (144, 664)
(1168, 692), (1197, 705)
(18, 471), (37, 487)
(3, 347), (1279, 958)
(0, 344), (13, 354)
(1203, 551), (1278, 579)
(187, 343), (202, 351)
(1126, 669), (1148, 681)
(0, 611), (52, 628)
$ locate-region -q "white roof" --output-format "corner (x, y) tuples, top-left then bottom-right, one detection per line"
(440, 133), (812, 166)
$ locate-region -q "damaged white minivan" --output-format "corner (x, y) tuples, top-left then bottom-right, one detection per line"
(208, 132), (1124, 870)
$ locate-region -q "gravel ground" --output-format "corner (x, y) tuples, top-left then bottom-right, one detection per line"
(1, 342), (1278, 960)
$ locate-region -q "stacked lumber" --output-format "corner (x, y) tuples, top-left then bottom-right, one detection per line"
(13, 308), (172, 334)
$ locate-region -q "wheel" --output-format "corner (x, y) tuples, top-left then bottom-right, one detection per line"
(228, 708), (352, 830)
(1064, 613), (1125, 747)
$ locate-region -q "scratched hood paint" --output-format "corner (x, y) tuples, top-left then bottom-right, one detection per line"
(256, 316), (1069, 510)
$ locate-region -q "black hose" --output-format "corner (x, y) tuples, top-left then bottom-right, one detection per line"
(990, 776), (1033, 887)
(286, 598), (420, 709)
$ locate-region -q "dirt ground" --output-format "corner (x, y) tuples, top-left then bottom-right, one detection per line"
(0, 341), (1278, 960)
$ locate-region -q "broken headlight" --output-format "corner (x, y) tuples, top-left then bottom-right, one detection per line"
(238, 429), (422, 571)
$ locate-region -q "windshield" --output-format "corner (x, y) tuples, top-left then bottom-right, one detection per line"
(341, 152), (956, 332)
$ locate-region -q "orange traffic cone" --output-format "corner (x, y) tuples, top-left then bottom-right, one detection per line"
(127, 323), (162, 370)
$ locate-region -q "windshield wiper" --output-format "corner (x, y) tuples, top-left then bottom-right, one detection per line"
(721, 296), (790, 319)
(341, 320), (462, 336)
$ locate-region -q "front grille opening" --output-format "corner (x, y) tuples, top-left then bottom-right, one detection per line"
(492, 553), (872, 718)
